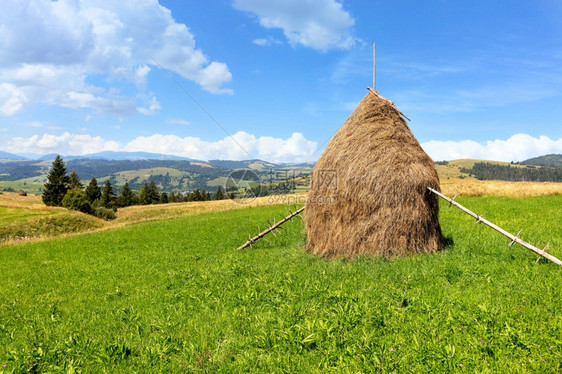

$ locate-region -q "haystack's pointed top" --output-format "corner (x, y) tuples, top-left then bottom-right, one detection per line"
(365, 86), (410, 122)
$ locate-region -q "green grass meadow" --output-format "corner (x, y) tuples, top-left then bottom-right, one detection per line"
(0, 197), (561, 372)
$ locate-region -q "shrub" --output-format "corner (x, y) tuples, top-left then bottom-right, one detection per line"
(93, 207), (116, 221)
(62, 188), (92, 214)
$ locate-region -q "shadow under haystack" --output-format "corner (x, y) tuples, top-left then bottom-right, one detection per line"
(304, 90), (444, 258)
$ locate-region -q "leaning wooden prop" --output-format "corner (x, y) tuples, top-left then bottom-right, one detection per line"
(237, 185), (561, 266)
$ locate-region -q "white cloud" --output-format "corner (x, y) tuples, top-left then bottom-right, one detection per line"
(5, 132), (120, 155)
(133, 65), (151, 90)
(253, 38), (270, 46)
(234, 0), (356, 51)
(422, 134), (562, 162)
(2, 131), (318, 163)
(0, 83), (27, 116)
(252, 37), (282, 47)
(124, 131), (317, 162)
(137, 95), (161, 115)
(0, 0), (232, 116)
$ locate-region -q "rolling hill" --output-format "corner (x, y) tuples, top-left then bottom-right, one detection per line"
(521, 154), (562, 167)
(2, 151), (561, 196)
(0, 156), (313, 195)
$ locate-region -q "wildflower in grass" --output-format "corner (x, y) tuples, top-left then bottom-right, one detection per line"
(459, 363), (463, 367)
(542, 359), (545, 364)
(390, 348), (394, 352)
(550, 346), (553, 349)
(479, 338), (484, 343)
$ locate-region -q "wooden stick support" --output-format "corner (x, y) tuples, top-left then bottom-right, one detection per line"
(509, 230), (522, 246)
(449, 195), (458, 207)
(373, 43), (376, 91)
(427, 187), (562, 266)
(237, 206), (305, 250)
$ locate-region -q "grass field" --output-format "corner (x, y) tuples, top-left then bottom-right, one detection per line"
(441, 179), (562, 197)
(0, 196), (561, 372)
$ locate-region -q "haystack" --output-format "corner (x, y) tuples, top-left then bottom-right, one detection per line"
(304, 90), (444, 258)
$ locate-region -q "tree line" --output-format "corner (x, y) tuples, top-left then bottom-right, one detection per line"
(462, 162), (562, 182)
(42, 156), (225, 220)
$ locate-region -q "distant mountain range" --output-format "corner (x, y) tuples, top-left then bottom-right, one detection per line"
(1, 149), (560, 166)
(2, 150), (317, 166)
(0, 151), (29, 160)
(31, 151), (194, 161)
(0, 152), (314, 195)
(1, 149), (560, 196)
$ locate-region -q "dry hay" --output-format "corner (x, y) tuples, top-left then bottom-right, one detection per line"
(441, 179), (562, 197)
(304, 91), (444, 258)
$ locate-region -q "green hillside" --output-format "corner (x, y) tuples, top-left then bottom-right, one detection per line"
(0, 197), (560, 372)
(0, 158), (313, 195)
(522, 154), (562, 167)
(3, 154), (562, 197)
(433, 159), (519, 180)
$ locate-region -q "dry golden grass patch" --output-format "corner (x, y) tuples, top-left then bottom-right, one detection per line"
(441, 179), (562, 197)
(0, 191), (42, 203)
(112, 194), (305, 227)
(0, 191), (60, 212)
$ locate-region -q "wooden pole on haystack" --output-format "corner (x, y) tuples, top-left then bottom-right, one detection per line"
(373, 43), (376, 91)
(428, 187), (562, 266)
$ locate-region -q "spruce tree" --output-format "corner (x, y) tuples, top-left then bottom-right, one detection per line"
(159, 192), (169, 204)
(148, 180), (160, 204)
(68, 171), (83, 190)
(100, 180), (115, 208)
(42, 155), (70, 206)
(117, 182), (136, 207)
(138, 183), (150, 205)
(85, 178), (102, 203)
(192, 189), (202, 201)
(215, 186), (224, 200)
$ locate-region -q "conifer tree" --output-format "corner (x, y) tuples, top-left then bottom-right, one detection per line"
(117, 182), (137, 207)
(85, 178), (102, 203)
(138, 183), (150, 205)
(148, 180), (160, 203)
(42, 155), (70, 206)
(68, 171), (83, 190)
(215, 186), (224, 200)
(100, 180), (115, 208)
(192, 188), (202, 201)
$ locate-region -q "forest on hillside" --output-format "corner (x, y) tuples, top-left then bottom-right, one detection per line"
(462, 162), (562, 182)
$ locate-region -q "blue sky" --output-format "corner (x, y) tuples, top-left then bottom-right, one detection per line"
(1, 0), (562, 162)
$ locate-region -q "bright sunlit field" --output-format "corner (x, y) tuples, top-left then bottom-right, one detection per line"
(1, 196), (561, 372)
